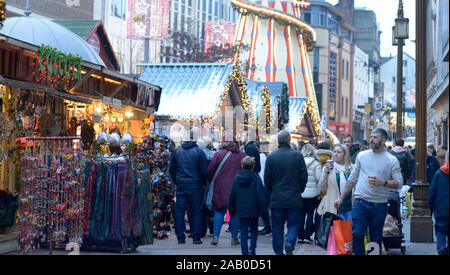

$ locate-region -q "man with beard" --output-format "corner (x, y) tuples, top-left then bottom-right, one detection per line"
(334, 128), (403, 255)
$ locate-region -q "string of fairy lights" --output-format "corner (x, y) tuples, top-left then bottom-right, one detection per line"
(299, 34), (322, 136)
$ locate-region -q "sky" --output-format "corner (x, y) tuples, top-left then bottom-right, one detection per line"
(328, 0), (416, 58)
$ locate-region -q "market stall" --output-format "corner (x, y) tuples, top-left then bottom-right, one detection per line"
(0, 15), (163, 254)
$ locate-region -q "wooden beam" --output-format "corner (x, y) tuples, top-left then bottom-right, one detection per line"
(68, 69), (95, 94)
(109, 80), (128, 98)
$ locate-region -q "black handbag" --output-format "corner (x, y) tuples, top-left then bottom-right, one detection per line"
(316, 212), (340, 249)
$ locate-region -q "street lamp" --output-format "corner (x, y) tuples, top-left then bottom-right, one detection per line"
(393, 0), (409, 139)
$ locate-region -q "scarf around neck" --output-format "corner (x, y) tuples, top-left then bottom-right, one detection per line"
(334, 162), (351, 174)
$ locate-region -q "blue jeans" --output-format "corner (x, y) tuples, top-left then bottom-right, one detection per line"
(435, 217), (449, 255)
(338, 210), (352, 221)
(175, 184), (203, 242)
(351, 198), (388, 255)
(271, 208), (302, 255)
(260, 187), (272, 228)
(239, 217), (258, 255)
(214, 209), (239, 239)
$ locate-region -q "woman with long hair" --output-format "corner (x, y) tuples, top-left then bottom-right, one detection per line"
(317, 144), (354, 220)
(298, 143), (322, 243)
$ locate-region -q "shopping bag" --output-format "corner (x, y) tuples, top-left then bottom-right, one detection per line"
(225, 209), (230, 223)
(326, 226), (338, 255)
(316, 212), (340, 248)
(333, 219), (353, 255)
(206, 183), (214, 211)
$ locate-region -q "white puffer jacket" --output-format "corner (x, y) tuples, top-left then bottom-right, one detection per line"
(301, 156), (322, 198)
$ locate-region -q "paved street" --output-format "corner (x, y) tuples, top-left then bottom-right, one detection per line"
(4, 214), (437, 255)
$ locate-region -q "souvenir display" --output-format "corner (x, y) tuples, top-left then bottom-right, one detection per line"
(137, 134), (174, 239)
(0, 112), (12, 142)
(17, 137), (84, 255)
(108, 132), (121, 146)
(38, 113), (53, 137)
(121, 132), (133, 146)
(96, 131), (109, 144)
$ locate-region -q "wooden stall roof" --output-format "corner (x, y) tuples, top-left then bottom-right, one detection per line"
(0, 35), (161, 112)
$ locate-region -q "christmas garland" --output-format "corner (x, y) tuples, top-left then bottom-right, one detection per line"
(32, 45), (83, 88)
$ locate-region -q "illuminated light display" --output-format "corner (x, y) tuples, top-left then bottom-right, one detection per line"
(126, 0), (170, 40)
(0, 0), (6, 26)
(232, 0), (322, 136)
(205, 21), (236, 50)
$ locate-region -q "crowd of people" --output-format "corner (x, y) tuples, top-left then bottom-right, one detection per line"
(166, 128), (449, 256)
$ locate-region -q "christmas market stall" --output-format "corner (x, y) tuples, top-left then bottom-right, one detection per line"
(0, 15), (163, 254)
(137, 63), (255, 144)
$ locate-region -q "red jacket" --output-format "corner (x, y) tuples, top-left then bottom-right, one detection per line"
(208, 142), (247, 211)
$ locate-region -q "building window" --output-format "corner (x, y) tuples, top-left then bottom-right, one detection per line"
(203, 0), (206, 12)
(174, 13), (178, 31)
(313, 48), (319, 83)
(328, 12), (339, 34)
(341, 28), (351, 41)
(329, 53), (337, 121)
(341, 96), (344, 117)
(345, 97), (349, 118)
(342, 59), (345, 79)
(214, 0), (219, 17)
(315, 83), (323, 116)
(209, 0), (213, 14)
(346, 61), (349, 81)
(392, 76), (396, 83)
(111, 0), (126, 20)
(403, 60), (407, 67)
(402, 77), (406, 85)
(302, 6), (326, 27)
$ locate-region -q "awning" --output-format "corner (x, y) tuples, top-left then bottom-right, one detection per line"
(0, 76), (93, 104)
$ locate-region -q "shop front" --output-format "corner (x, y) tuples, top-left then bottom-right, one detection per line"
(1, 15), (164, 254)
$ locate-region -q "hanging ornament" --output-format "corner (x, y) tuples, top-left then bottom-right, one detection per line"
(120, 132), (134, 146)
(96, 131), (109, 144)
(0, 112), (12, 142)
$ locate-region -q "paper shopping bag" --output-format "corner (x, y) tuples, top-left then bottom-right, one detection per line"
(333, 219), (353, 255)
(326, 226), (338, 255)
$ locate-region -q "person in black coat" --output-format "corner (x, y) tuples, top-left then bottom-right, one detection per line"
(229, 156), (266, 255)
(169, 131), (208, 244)
(242, 132), (272, 235)
(264, 130), (308, 255)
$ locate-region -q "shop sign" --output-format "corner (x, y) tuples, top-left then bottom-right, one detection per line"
(112, 98), (122, 107)
(328, 120), (337, 132)
(146, 107), (154, 114)
(103, 96), (112, 105)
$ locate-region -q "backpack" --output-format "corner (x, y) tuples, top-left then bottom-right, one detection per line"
(390, 151), (412, 184)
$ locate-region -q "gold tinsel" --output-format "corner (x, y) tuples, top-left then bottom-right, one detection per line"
(0, 112), (12, 142)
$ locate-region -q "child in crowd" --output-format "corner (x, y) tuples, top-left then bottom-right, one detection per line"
(228, 156), (267, 255)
